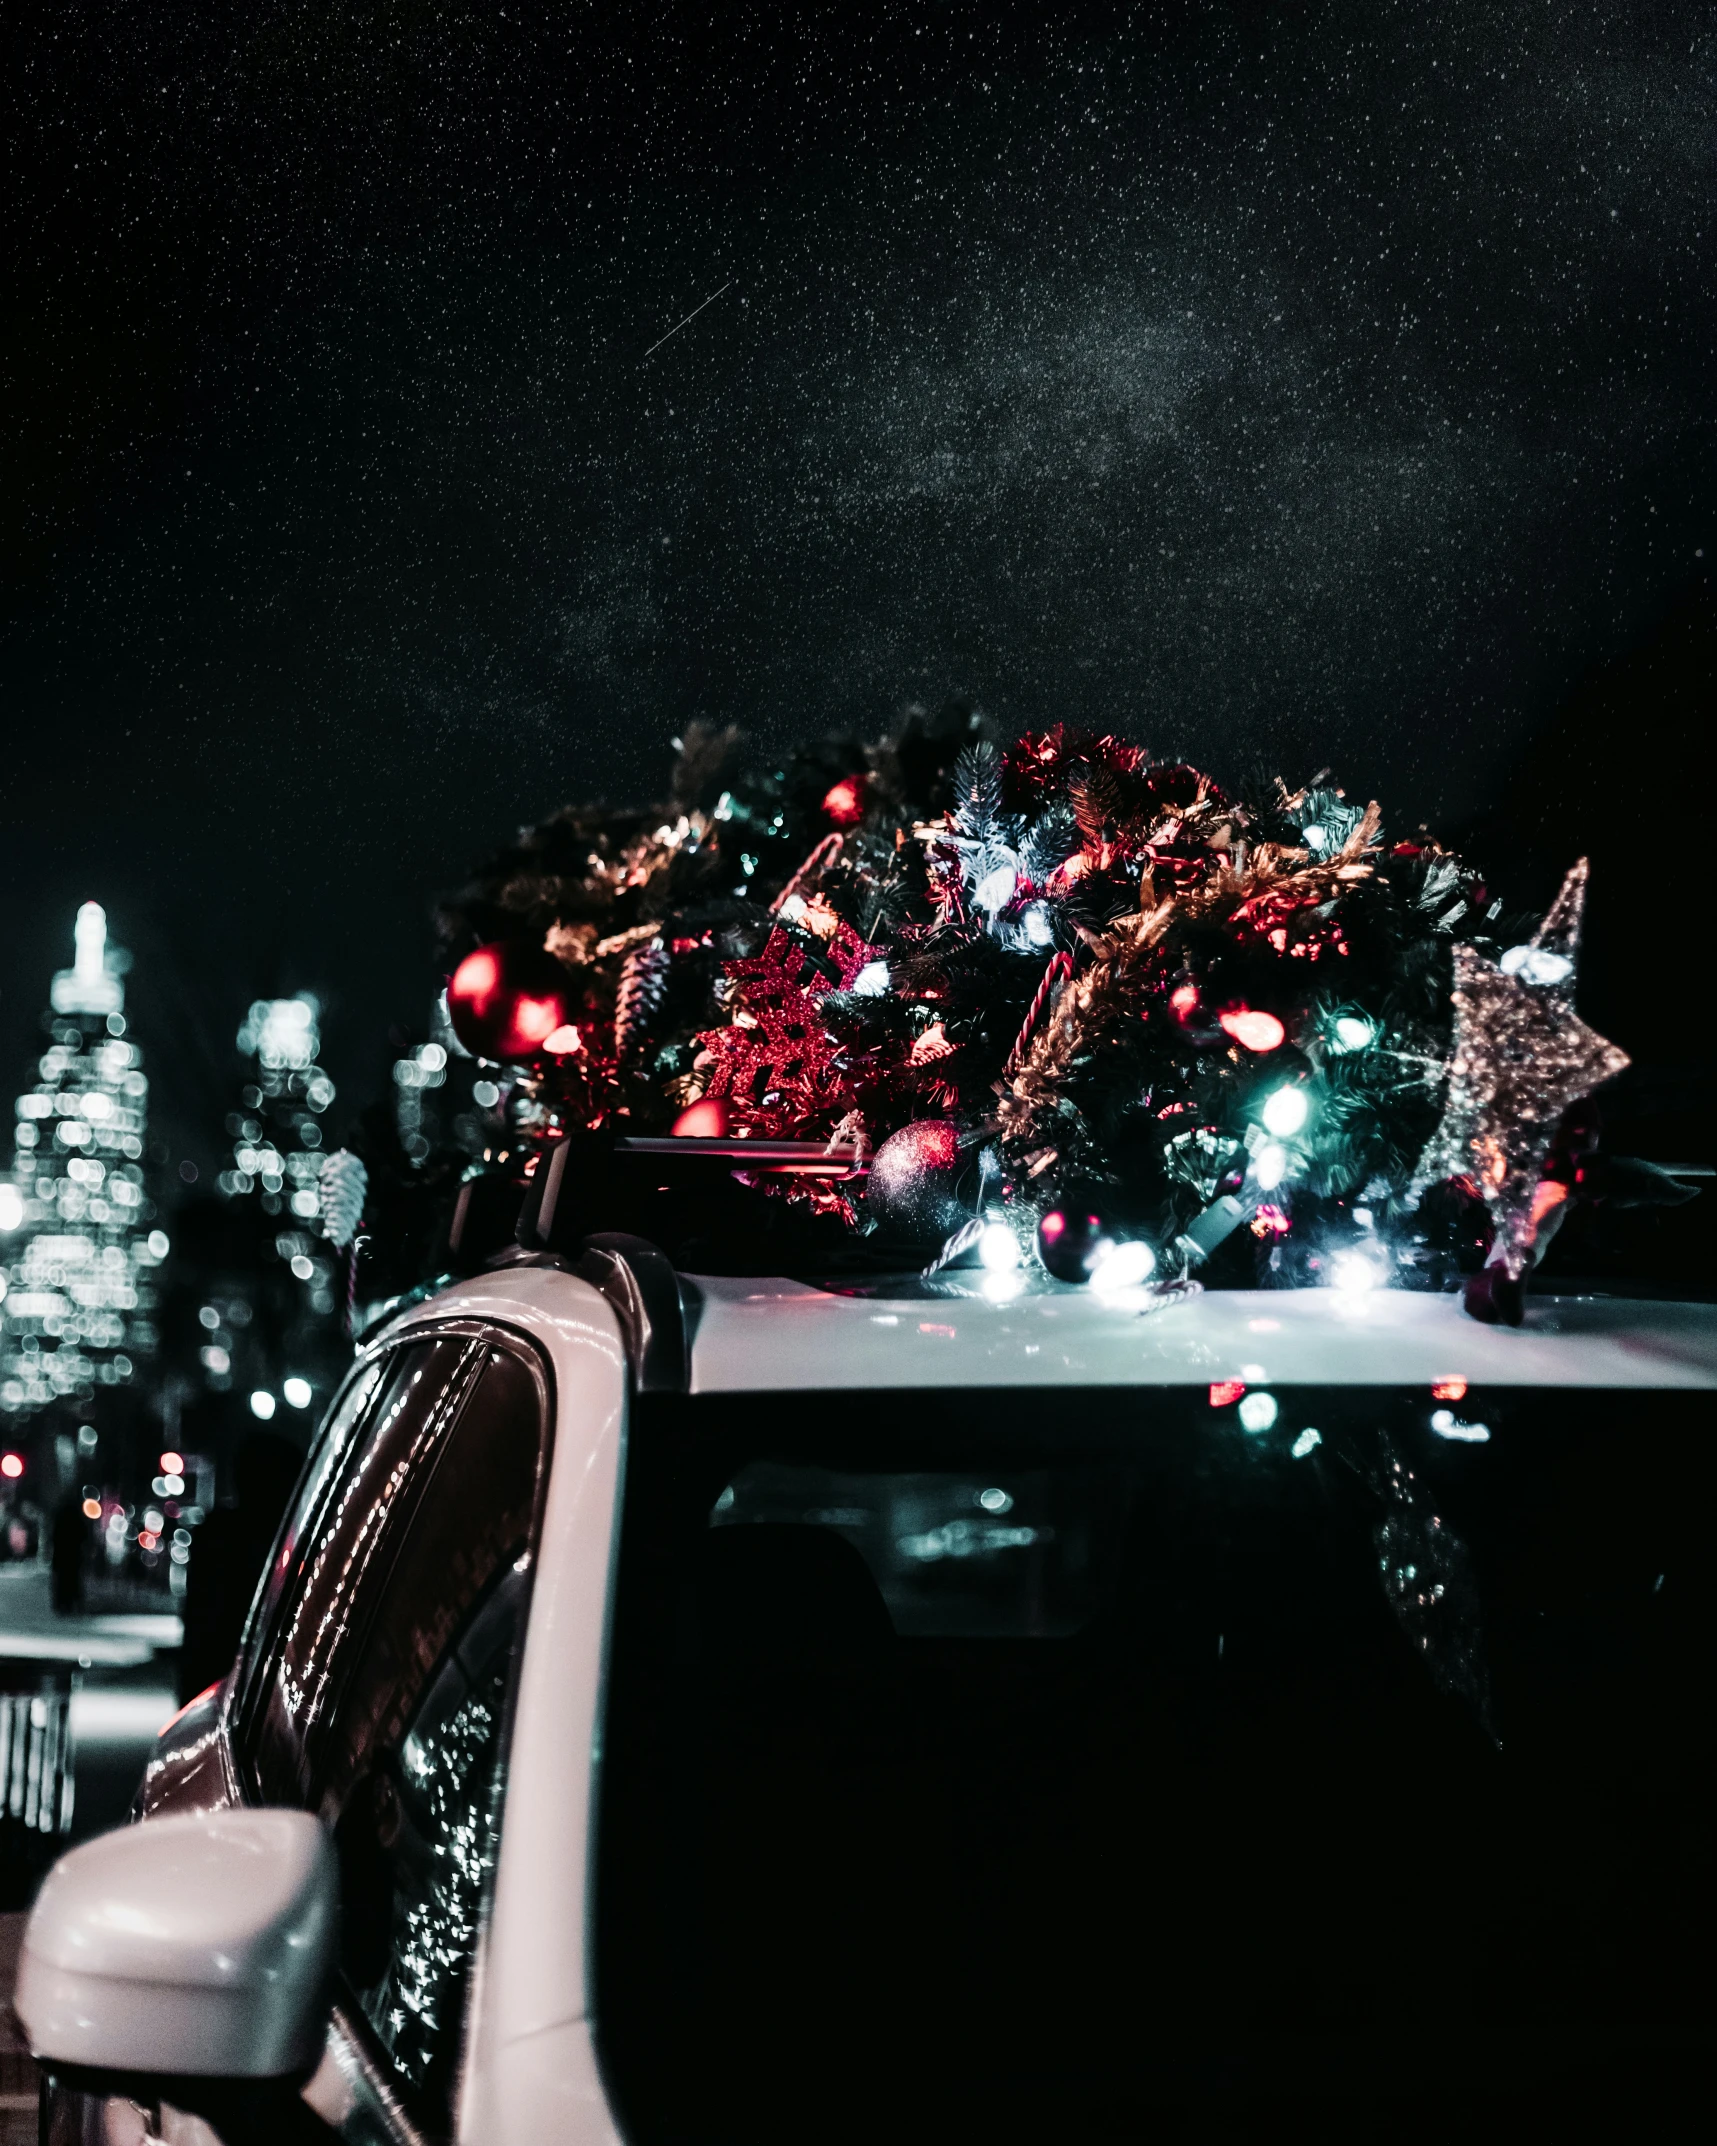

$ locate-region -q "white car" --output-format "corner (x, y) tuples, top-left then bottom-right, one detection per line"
(18, 1240), (1717, 2143)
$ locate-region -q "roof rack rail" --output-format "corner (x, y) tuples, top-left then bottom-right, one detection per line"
(574, 1233), (691, 1394)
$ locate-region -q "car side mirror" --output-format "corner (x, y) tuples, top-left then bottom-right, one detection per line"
(15, 1808), (338, 2088)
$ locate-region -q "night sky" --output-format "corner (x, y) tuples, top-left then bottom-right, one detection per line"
(4, 3), (1712, 1174)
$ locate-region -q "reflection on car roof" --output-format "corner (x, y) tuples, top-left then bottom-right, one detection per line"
(680, 1278), (1717, 1394)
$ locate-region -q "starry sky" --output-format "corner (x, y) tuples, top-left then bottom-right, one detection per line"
(3, 2), (1712, 1169)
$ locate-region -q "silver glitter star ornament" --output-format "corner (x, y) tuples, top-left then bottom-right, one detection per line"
(1413, 860), (1629, 1277)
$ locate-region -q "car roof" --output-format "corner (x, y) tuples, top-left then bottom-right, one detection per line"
(679, 1276), (1717, 1393)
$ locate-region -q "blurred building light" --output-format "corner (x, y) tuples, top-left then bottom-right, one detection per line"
(249, 1389), (276, 1420)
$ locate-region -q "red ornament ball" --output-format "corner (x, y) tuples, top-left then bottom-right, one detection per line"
(672, 1097), (732, 1137)
(447, 941), (575, 1063)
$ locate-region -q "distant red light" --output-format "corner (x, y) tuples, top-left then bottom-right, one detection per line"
(0, 1453), (23, 1480)
(1208, 1381), (1246, 1409)
(1431, 1376), (1468, 1402)
(822, 777), (866, 826)
(1219, 1008), (1286, 1052)
(159, 1450), (184, 1476)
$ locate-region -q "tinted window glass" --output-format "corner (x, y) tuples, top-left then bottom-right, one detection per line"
(322, 1345), (545, 1803)
(321, 1345), (549, 2136)
(596, 1383), (1716, 2145)
(244, 1336), (481, 1803)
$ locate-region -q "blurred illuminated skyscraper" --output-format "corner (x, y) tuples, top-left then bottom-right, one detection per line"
(0, 904), (164, 1423)
(174, 995), (343, 1421)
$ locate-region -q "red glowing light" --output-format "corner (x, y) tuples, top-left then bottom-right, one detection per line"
(82, 1498), (102, 1520)
(1170, 984), (1199, 1016)
(1431, 1376), (1468, 1402)
(0, 1453), (23, 1481)
(822, 777), (866, 826)
(1219, 1007), (1286, 1052)
(1208, 1381), (1247, 1408)
(1249, 1203), (1291, 1238)
(159, 1450), (184, 1476)
(137, 1531), (159, 1552)
(1039, 1211), (1066, 1241)
(542, 1023), (583, 1056)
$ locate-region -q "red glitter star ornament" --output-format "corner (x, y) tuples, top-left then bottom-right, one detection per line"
(695, 929), (850, 1130)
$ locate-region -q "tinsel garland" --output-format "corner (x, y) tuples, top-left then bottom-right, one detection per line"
(433, 706), (1637, 1301)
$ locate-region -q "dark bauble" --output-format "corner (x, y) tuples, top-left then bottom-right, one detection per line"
(865, 1119), (967, 1237)
(1036, 1199), (1112, 1282)
(1463, 1266), (1525, 1327)
(447, 941), (575, 1063)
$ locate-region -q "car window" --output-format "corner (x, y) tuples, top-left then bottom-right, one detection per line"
(264, 1338), (551, 2137)
(242, 1335), (484, 1803)
(596, 1381), (1717, 2146)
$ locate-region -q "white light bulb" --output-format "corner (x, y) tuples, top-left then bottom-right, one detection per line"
(851, 960), (891, 997)
(1329, 1251), (1380, 1296)
(978, 1222), (1021, 1271)
(974, 865), (1018, 915)
(1091, 1239), (1158, 1294)
(283, 1377), (313, 1410)
(1237, 1391), (1279, 1432)
(249, 1389), (276, 1421)
(1261, 1086), (1309, 1138)
(1500, 946), (1574, 988)
(1254, 1143), (1289, 1190)
(1332, 1015), (1374, 1051)
(1022, 903), (1055, 947)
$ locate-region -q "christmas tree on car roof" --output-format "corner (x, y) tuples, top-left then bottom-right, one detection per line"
(339, 702), (1683, 1324)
